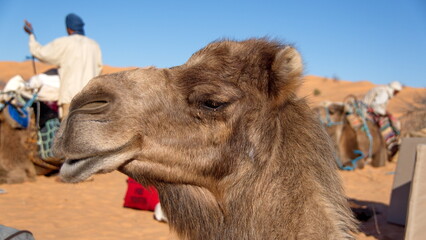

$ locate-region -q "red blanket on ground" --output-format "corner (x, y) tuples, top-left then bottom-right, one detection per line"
(123, 178), (160, 211)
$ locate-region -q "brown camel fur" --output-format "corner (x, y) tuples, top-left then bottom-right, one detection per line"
(54, 39), (357, 239)
(398, 92), (426, 137)
(0, 106), (60, 184)
(314, 102), (388, 169)
(0, 111), (36, 184)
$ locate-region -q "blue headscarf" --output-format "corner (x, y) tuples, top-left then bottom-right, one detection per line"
(65, 13), (85, 35)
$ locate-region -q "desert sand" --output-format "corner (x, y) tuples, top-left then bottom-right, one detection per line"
(1, 61), (422, 239)
(0, 162), (405, 240)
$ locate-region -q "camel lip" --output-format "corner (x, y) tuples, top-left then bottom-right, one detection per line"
(60, 155), (112, 183)
(60, 150), (138, 183)
(66, 158), (85, 165)
(61, 156), (92, 173)
(63, 156), (93, 166)
(59, 138), (141, 183)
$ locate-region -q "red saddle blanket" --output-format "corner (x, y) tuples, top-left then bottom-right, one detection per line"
(123, 178), (160, 211)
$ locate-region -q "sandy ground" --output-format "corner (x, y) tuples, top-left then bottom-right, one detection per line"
(341, 163), (405, 240)
(0, 162), (404, 240)
(0, 172), (170, 240)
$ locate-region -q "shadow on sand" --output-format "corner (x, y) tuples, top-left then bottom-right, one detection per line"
(349, 199), (405, 240)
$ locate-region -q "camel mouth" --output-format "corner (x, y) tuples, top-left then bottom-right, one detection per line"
(59, 154), (109, 182)
(59, 143), (139, 183)
(63, 155), (98, 168)
(66, 158), (86, 165)
(64, 156), (133, 172)
(60, 156), (103, 183)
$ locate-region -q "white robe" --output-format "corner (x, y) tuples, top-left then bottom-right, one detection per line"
(363, 85), (395, 115)
(29, 34), (102, 104)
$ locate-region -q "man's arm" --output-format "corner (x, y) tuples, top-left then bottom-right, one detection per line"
(24, 20), (64, 66)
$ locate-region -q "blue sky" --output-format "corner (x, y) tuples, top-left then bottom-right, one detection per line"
(0, 0), (425, 87)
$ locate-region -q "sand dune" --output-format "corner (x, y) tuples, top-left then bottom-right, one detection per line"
(1, 61), (424, 118)
(298, 75), (426, 118)
(0, 61), (136, 88)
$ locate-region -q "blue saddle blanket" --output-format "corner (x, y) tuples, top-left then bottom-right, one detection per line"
(6, 104), (29, 128)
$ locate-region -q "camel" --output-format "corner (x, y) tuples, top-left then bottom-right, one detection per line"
(0, 109), (37, 184)
(0, 94), (61, 184)
(314, 100), (388, 169)
(54, 38), (357, 239)
(313, 102), (362, 169)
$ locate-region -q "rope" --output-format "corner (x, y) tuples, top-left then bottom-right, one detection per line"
(343, 95), (373, 159)
(32, 55), (37, 75)
(23, 91), (39, 110)
(372, 204), (381, 235)
(353, 100), (373, 158)
(321, 106), (344, 127)
(335, 150), (365, 171)
(321, 97), (370, 171)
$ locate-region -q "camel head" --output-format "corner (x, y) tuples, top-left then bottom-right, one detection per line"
(54, 39), (303, 185)
(54, 38), (356, 239)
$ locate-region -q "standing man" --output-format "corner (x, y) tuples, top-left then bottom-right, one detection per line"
(24, 13), (103, 119)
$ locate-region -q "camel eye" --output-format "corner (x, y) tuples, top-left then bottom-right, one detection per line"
(202, 100), (226, 111)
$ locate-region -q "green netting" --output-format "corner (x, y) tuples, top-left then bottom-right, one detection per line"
(37, 118), (60, 160)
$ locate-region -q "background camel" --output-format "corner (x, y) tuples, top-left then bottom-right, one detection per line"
(0, 100), (60, 184)
(0, 109), (36, 184)
(54, 38), (357, 239)
(314, 101), (388, 169)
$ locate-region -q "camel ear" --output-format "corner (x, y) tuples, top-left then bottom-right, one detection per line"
(270, 46), (303, 105)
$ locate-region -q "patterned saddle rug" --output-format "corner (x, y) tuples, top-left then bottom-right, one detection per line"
(367, 108), (400, 157)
